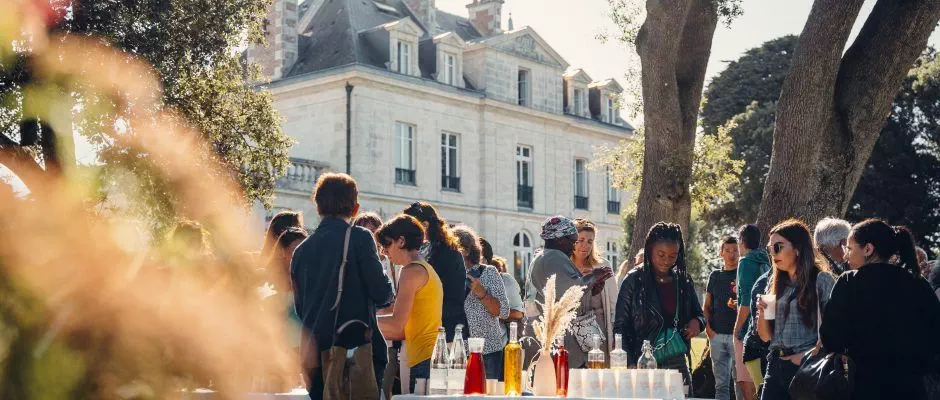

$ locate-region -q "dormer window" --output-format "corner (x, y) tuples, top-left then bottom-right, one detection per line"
(397, 41), (411, 75)
(573, 89), (584, 117)
(443, 53), (456, 85)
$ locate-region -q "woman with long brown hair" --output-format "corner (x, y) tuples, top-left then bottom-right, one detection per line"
(755, 219), (836, 400)
(571, 218), (617, 359)
(403, 201), (467, 341)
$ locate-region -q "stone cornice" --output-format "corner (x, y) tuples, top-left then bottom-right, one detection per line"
(264, 63), (635, 141)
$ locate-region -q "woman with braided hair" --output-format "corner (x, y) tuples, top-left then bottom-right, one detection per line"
(614, 222), (706, 391)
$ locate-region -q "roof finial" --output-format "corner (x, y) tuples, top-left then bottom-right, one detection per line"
(507, 12), (514, 31)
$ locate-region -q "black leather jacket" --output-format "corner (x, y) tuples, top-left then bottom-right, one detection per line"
(613, 265), (706, 364)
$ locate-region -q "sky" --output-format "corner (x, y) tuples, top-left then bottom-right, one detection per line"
(437, 0), (940, 121)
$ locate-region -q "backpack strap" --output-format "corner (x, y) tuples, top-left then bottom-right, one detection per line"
(330, 226), (354, 333)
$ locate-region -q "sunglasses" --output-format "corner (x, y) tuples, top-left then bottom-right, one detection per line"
(766, 242), (786, 255)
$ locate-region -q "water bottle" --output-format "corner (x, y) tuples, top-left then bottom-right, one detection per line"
(429, 327), (449, 395)
(610, 333), (629, 370)
(447, 324), (467, 395)
(637, 339), (657, 369)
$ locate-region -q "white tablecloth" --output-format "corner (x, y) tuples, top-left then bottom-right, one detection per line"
(392, 396), (708, 400)
(179, 389), (310, 399)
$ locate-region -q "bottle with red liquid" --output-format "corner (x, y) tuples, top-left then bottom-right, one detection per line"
(464, 337), (487, 395)
(551, 335), (569, 396)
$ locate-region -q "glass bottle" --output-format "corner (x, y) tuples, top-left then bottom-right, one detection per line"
(552, 335), (569, 396)
(464, 337), (487, 395)
(587, 334), (605, 369)
(637, 339), (657, 369)
(503, 322), (523, 396)
(609, 333), (629, 370)
(448, 325), (467, 395)
(429, 327), (449, 395)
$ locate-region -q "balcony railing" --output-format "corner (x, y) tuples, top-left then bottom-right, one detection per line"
(607, 200), (621, 214)
(395, 168), (416, 185)
(517, 185), (534, 209)
(276, 157), (330, 193)
(442, 175), (461, 191)
(574, 195), (589, 210)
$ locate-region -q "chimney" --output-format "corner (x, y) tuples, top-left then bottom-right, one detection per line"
(467, 0), (504, 37)
(404, 0), (437, 34)
(246, 0), (299, 81)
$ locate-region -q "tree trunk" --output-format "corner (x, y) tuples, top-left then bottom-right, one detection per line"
(627, 0), (718, 262)
(757, 0), (940, 237)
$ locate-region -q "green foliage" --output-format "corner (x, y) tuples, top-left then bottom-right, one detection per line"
(702, 36), (940, 250)
(1, 0), (292, 232)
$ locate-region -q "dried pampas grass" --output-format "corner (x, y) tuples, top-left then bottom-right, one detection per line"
(531, 274), (584, 352)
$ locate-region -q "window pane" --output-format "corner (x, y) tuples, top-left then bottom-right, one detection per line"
(513, 234), (520, 246)
(449, 135), (457, 147)
(523, 233), (530, 247)
(449, 148), (457, 176)
(441, 144), (446, 176)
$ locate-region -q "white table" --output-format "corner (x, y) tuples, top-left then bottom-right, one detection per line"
(179, 389), (310, 399)
(392, 396), (708, 400)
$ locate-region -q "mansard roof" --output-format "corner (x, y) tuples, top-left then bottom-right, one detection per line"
(288, 0), (481, 78)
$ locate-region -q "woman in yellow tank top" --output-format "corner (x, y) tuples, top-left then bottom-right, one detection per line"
(375, 215), (444, 393)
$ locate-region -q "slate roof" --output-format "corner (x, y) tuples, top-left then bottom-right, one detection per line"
(287, 0), (481, 78)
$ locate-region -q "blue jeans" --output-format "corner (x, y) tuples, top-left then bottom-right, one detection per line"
(761, 353), (799, 400)
(483, 350), (504, 380)
(409, 359), (430, 394)
(710, 333), (736, 400)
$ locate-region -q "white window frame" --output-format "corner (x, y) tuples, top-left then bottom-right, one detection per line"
(397, 41), (411, 75)
(513, 231), (534, 281)
(606, 167), (620, 203)
(518, 68), (530, 106)
(516, 145), (533, 187)
(574, 158), (588, 197)
(441, 132), (460, 190)
(395, 122), (415, 171)
(606, 97), (616, 123)
(443, 53), (456, 86)
(573, 88), (583, 116)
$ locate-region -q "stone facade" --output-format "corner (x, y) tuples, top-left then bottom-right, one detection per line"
(467, 0), (503, 37)
(247, 0), (298, 81)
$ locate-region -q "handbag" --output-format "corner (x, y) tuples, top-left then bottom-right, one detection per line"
(321, 226), (380, 400)
(788, 346), (854, 400)
(570, 312), (605, 353)
(691, 341), (716, 398)
(652, 280), (689, 363)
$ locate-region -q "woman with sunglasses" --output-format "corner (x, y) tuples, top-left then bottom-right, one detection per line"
(403, 201), (468, 342)
(755, 219), (836, 400)
(375, 215), (444, 393)
(614, 222), (705, 390)
(819, 219), (940, 400)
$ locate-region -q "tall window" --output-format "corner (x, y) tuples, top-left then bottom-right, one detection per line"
(573, 88), (583, 116)
(606, 97), (616, 123)
(394, 122), (415, 185)
(607, 167), (620, 214)
(397, 41), (411, 75)
(443, 53), (456, 85)
(441, 132), (460, 191)
(516, 146), (533, 208)
(513, 232), (534, 283)
(518, 69), (530, 106)
(606, 241), (619, 270)
(574, 158), (588, 209)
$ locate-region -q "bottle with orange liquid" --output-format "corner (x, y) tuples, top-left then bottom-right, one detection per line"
(552, 335), (569, 396)
(463, 338), (487, 395)
(587, 334), (606, 369)
(503, 322), (523, 396)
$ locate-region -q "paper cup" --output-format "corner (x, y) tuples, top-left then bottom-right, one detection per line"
(617, 369), (635, 398)
(583, 369), (601, 398)
(601, 370), (618, 398)
(633, 369), (650, 398)
(567, 369), (584, 397)
(761, 294), (777, 320)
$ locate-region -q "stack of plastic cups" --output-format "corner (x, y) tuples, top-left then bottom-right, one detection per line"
(665, 370), (685, 400)
(583, 369), (601, 398)
(566, 369), (584, 397)
(616, 369), (635, 398)
(600, 370), (617, 398)
(651, 369), (669, 398)
(634, 369), (650, 398)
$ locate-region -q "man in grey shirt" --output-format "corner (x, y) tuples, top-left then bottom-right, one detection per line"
(524, 216), (612, 368)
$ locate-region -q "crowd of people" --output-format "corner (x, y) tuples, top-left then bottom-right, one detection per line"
(249, 171), (940, 400)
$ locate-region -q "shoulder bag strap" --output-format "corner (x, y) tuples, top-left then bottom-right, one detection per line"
(330, 226), (354, 333)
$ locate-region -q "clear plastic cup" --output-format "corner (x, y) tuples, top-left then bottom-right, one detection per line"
(617, 369), (635, 398)
(468, 337), (485, 353)
(601, 370), (618, 398)
(567, 369), (584, 397)
(761, 294), (777, 320)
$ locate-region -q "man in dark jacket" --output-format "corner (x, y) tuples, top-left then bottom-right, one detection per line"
(291, 173), (394, 399)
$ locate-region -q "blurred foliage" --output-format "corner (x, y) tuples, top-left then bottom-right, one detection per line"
(0, 0), (293, 235)
(0, 1), (295, 398)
